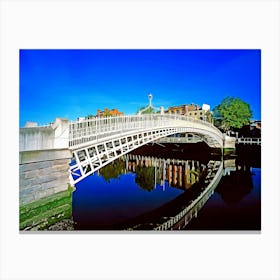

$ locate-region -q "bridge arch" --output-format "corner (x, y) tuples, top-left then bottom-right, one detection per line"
(69, 114), (224, 184)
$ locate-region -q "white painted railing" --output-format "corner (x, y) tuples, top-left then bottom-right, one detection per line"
(157, 135), (203, 144)
(68, 114), (224, 184)
(237, 138), (261, 145)
(69, 114), (223, 149)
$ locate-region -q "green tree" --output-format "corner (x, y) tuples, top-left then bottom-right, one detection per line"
(136, 106), (158, 114)
(205, 110), (213, 123)
(86, 114), (95, 119)
(213, 97), (252, 132)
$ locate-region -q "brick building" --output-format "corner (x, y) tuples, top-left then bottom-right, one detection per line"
(167, 104), (200, 115)
(166, 103), (213, 123)
(96, 108), (124, 117)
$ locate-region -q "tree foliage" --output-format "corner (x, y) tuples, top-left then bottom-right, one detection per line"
(86, 114), (95, 119)
(205, 110), (213, 123)
(213, 97), (252, 131)
(136, 106), (157, 114)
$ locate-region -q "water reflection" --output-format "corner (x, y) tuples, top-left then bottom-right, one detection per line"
(72, 151), (220, 230)
(72, 142), (261, 230)
(187, 156), (261, 230)
(99, 160), (125, 182)
(97, 154), (208, 193)
(125, 155), (204, 191)
(218, 162), (253, 204)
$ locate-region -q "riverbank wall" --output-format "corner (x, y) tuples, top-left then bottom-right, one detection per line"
(19, 149), (73, 230)
(19, 118), (74, 230)
(20, 186), (74, 230)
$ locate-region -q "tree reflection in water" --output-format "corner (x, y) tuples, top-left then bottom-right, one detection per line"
(215, 167), (253, 204)
(99, 160), (125, 182)
(135, 166), (155, 192)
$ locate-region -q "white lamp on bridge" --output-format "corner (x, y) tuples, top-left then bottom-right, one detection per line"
(148, 93), (153, 107)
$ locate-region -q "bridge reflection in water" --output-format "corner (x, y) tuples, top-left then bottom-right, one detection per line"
(72, 150), (223, 230)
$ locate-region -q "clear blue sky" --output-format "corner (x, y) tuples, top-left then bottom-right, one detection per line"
(20, 49), (261, 127)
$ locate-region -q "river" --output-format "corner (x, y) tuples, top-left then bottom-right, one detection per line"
(72, 143), (261, 231)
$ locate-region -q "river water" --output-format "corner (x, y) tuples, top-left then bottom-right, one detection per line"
(72, 143), (261, 231)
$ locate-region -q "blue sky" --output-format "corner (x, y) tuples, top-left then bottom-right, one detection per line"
(20, 49), (261, 127)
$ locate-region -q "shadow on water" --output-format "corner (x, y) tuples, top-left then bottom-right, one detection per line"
(216, 169), (253, 204)
(186, 145), (261, 230)
(235, 144), (261, 168)
(130, 142), (221, 161)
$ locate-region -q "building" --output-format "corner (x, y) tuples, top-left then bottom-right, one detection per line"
(166, 103), (213, 123)
(96, 108), (124, 117)
(230, 120), (261, 138)
(250, 120), (261, 130)
(249, 120), (261, 137)
(167, 103), (200, 115)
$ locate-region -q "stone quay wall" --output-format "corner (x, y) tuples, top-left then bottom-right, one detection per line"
(19, 149), (73, 230)
(19, 149), (72, 206)
(19, 118), (74, 230)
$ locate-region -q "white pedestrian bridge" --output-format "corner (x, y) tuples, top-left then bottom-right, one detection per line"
(69, 114), (224, 184)
(19, 114), (225, 207)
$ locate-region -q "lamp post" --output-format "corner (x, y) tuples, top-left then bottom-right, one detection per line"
(148, 93), (153, 107)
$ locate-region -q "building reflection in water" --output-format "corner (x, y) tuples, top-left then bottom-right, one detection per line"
(97, 154), (255, 206)
(98, 154), (208, 192)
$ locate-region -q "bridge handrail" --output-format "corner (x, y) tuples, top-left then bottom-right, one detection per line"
(237, 137), (261, 144)
(70, 114), (219, 129)
(69, 114), (223, 147)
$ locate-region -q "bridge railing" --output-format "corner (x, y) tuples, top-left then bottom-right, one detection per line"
(69, 114), (223, 148)
(158, 135), (203, 144)
(237, 138), (261, 145)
